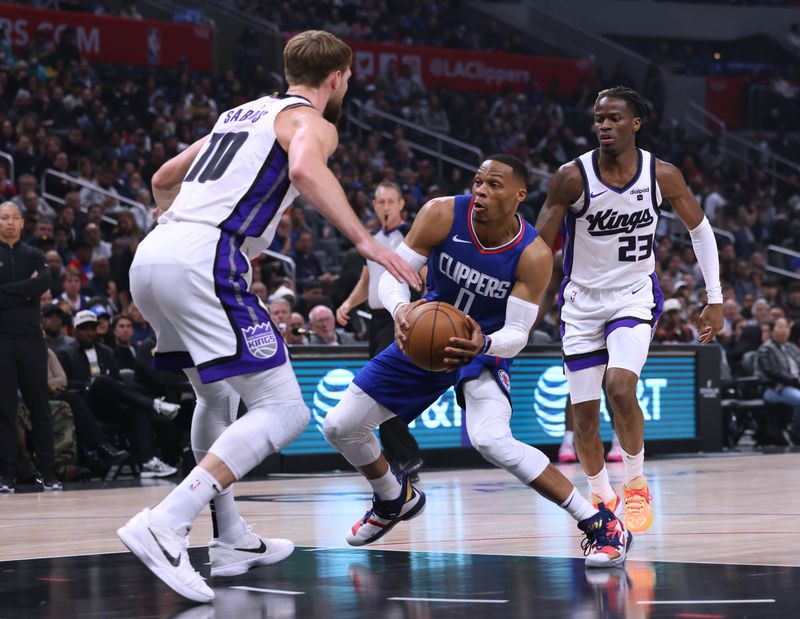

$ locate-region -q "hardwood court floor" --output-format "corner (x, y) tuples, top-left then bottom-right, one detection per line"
(1, 452), (798, 618)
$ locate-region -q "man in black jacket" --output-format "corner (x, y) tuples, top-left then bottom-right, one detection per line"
(57, 310), (180, 478)
(0, 202), (59, 493)
(756, 317), (800, 441)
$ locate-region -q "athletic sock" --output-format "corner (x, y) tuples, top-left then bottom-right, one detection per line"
(561, 431), (574, 448)
(561, 487), (598, 522)
(586, 466), (616, 504)
(150, 466), (222, 533)
(622, 446), (645, 485)
(211, 486), (246, 544)
(369, 468), (402, 501)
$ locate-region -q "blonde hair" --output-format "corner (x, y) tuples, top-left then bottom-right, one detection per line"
(283, 30), (352, 88)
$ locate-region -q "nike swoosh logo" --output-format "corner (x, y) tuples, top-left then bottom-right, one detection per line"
(590, 190), (608, 198)
(631, 284), (646, 295)
(233, 539), (267, 554)
(149, 528), (181, 567)
(452, 235), (472, 244)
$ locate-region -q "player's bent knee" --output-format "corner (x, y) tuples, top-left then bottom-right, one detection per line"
(469, 420), (549, 483)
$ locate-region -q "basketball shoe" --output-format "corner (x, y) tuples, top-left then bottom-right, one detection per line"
(590, 490), (620, 514)
(117, 508), (214, 603)
(622, 476), (653, 532)
(346, 471), (426, 546)
(209, 520), (294, 577)
(558, 443), (577, 463)
(579, 504), (632, 568)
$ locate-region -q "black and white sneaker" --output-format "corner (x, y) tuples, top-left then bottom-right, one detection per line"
(38, 475), (63, 492)
(0, 477), (15, 494)
(117, 508), (214, 602)
(141, 457), (178, 478)
(209, 519), (294, 577)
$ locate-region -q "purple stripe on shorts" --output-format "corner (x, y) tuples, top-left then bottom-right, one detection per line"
(564, 351), (609, 372)
(153, 351), (194, 372)
(650, 273), (664, 323)
(604, 318), (648, 339)
(200, 231), (287, 383)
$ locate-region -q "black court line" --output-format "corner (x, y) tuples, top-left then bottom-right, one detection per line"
(0, 547), (795, 619)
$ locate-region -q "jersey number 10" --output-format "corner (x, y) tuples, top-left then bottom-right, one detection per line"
(185, 132), (249, 183)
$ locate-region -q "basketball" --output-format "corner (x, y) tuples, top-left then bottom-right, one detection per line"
(404, 302), (471, 371)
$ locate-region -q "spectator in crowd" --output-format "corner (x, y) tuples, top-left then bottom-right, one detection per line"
(84, 223), (112, 260)
(126, 302), (155, 347)
(654, 298), (695, 344)
(58, 267), (91, 314)
(92, 305), (114, 347)
(42, 302), (75, 353)
(286, 311), (309, 345)
(56, 310), (179, 477)
(307, 305), (358, 346)
(111, 314), (137, 370)
(293, 280), (331, 320)
(755, 317), (800, 443)
(0, 201), (59, 492)
(269, 298), (293, 339)
(292, 231), (334, 289)
(66, 239), (94, 283)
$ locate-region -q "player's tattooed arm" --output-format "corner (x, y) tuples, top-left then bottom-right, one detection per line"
(151, 134), (211, 218)
(535, 163), (583, 247)
(655, 160), (704, 229)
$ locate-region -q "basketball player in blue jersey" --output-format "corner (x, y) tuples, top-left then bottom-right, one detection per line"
(324, 154), (633, 568)
(536, 86), (723, 533)
(116, 31), (420, 603)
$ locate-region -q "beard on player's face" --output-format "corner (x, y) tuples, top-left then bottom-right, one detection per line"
(323, 96), (343, 124)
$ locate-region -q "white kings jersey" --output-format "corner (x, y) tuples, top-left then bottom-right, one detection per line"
(161, 94), (313, 259)
(562, 148), (662, 290)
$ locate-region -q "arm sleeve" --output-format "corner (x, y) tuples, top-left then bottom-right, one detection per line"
(688, 217), (722, 304)
(377, 242), (428, 318)
(485, 296), (539, 358)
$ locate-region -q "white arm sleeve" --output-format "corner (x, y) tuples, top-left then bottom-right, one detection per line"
(377, 242), (428, 318)
(688, 217), (723, 304)
(485, 296), (539, 358)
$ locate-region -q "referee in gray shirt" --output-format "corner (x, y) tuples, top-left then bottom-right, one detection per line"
(336, 182), (422, 478)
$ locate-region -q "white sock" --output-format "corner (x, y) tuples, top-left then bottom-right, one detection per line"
(586, 466), (616, 504)
(622, 446), (645, 485)
(211, 486), (246, 544)
(560, 487), (597, 522)
(368, 468), (402, 501)
(150, 466), (221, 533)
(561, 431), (574, 448)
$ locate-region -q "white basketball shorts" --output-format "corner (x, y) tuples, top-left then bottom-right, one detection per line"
(558, 273), (663, 375)
(130, 221), (287, 384)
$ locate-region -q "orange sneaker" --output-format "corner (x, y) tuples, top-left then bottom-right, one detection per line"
(590, 490), (620, 514)
(622, 476), (653, 532)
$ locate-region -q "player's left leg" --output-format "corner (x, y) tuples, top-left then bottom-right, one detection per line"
(183, 367), (294, 578)
(322, 384), (426, 546)
(462, 369), (631, 567)
(605, 323), (654, 532)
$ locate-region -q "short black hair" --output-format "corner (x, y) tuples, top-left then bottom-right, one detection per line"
(484, 154), (529, 188)
(596, 86), (646, 121)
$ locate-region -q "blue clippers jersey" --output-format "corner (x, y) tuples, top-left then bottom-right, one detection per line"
(424, 194), (538, 333)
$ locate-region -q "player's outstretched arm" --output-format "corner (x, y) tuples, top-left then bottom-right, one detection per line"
(535, 163), (583, 247)
(151, 134), (210, 218)
(283, 108), (420, 290)
(657, 160), (723, 343)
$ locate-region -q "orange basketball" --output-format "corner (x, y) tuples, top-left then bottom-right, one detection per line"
(404, 302), (470, 372)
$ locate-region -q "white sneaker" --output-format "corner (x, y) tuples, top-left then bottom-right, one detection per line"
(153, 397), (180, 420)
(141, 456), (178, 478)
(209, 520), (294, 577)
(117, 508), (214, 603)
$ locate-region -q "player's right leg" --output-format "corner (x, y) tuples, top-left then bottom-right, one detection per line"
(461, 369), (630, 567)
(184, 368), (294, 578)
(322, 384), (426, 546)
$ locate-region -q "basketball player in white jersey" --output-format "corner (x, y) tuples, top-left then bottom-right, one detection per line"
(536, 86), (723, 533)
(116, 31), (419, 603)
(336, 181), (423, 478)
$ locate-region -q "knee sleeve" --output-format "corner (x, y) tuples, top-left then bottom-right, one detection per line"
(208, 401), (309, 480)
(565, 364), (606, 404)
(184, 367), (240, 462)
(322, 384), (393, 468)
(464, 371), (549, 484)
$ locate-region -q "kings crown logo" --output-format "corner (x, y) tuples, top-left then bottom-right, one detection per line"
(242, 322), (278, 359)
